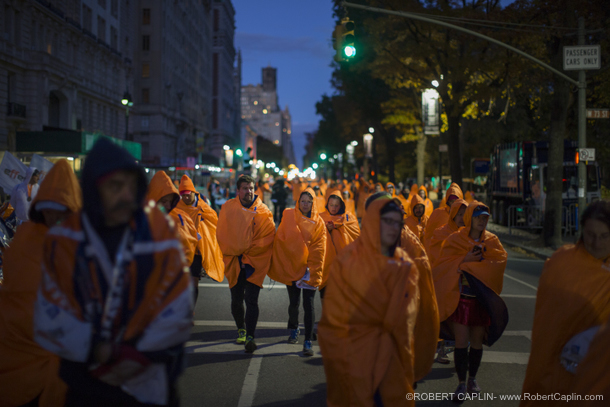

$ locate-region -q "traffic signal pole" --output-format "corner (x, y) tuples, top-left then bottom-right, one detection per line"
(341, 1), (589, 223)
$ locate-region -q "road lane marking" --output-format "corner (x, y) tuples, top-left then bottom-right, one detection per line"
(238, 355), (263, 407)
(482, 351), (530, 365)
(501, 294), (537, 299)
(193, 320), (289, 328)
(503, 330), (532, 340)
(504, 273), (538, 291)
(198, 282), (286, 289)
(185, 340), (320, 357)
(507, 257), (544, 262)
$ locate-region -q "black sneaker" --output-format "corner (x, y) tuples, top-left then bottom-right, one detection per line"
(452, 383), (466, 404)
(245, 336), (257, 353)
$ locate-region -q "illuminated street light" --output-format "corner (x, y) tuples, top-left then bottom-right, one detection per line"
(223, 145), (230, 151)
(320, 153), (327, 160)
(369, 127), (374, 133)
(432, 80), (440, 87)
(312, 163), (318, 169)
(351, 140), (358, 146)
(235, 149), (243, 157)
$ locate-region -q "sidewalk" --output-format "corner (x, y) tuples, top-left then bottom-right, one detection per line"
(487, 222), (577, 260)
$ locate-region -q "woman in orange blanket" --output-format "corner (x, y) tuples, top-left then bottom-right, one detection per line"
(424, 183), (464, 251)
(520, 200), (610, 407)
(433, 201), (508, 401)
(319, 191), (360, 299)
(269, 188), (326, 357)
(319, 198), (420, 406)
(341, 189), (357, 216)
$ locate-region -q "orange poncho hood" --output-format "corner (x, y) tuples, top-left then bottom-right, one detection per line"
(319, 192), (360, 289)
(269, 188), (327, 287)
(386, 182), (397, 197)
(410, 193), (425, 213)
(29, 159), (82, 224)
(427, 199), (468, 266)
(432, 201), (507, 341)
(146, 171), (180, 210)
(445, 183), (464, 210)
(318, 198), (420, 405)
(418, 185), (428, 199)
(409, 184), (419, 197)
(423, 183), (464, 250)
(179, 174), (196, 194)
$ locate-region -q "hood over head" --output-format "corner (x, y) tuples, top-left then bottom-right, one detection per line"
(179, 174), (197, 194)
(409, 184), (419, 196)
(418, 185), (428, 198)
(361, 198), (402, 255)
(410, 193), (425, 212)
(325, 190), (346, 215)
(297, 187), (319, 219)
(447, 198), (468, 231)
(29, 159), (82, 224)
(463, 200), (490, 238)
(147, 171), (180, 211)
(80, 137), (147, 228)
(445, 182), (464, 201)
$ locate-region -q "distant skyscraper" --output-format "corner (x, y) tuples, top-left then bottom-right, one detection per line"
(240, 67), (295, 164)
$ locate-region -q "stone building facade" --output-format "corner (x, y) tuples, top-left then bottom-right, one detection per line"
(0, 0), (136, 150)
(241, 67), (295, 164)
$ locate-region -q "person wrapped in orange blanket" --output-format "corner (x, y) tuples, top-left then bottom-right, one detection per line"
(367, 192), (440, 383)
(319, 197), (422, 406)
(177, 174), (225, 286)
(432, 201), (508, 400)
(216, 175), (276, 352)
(405, 193), (428, 241)
(269, 187), (326, 356)
(0, 159), (80, 407)
(424, 182), (464, 251)
(147, 171), (198, 267)
(356, 181), (372, 220)
(520, 200), (610, 407)
(319, 191), (360, 299)
(418, 185), (434, 218)
(341, 190), (357, 216)
(427, 198), (468, 267)
(386, 182), (397, 197)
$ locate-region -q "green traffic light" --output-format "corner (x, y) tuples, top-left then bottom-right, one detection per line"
(344, 45), (356, 58)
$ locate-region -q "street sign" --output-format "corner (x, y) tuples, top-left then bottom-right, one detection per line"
(439, 144), (448, 152)
(563, 45), (601, 70)
(586, 109), (610, 119)
(579, 148), (595, 162)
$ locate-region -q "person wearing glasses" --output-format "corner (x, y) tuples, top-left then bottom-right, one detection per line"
(319, 197), (421, 406)
(269, 188), (326, 356)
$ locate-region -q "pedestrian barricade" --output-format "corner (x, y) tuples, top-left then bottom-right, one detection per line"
(507, 205), (577, 236)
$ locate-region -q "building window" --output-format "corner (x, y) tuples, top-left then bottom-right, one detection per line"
(97, 17), (106, 42)
(98, 0), (106, 9)
(142, 35), (150, 51)
(142, 88), (150, 104)
(141, 117), (149, 129)
(110, 26), (118, 49)
(111, 0), (118, 17)
(82, 5), (92, 32)
(213, 9), (219, 32)
(142, 9), (151, 25)
(142, 63), (150, 78)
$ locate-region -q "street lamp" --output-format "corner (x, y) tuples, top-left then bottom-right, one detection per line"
(121, 90), (133, 140)
(320, 153), (327, 160)
(223, 145), (230, 151)
(431, 80), (440, 88)
(235, 149), (243, 157)
(312, 163), (318, 169)
(368, 127), (375, 133)
(350, 140), (358, 146)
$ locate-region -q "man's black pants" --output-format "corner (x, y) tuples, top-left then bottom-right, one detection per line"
(230, 268), (261, 338)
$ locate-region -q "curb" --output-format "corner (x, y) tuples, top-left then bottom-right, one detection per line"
(498, 236), (551, 261)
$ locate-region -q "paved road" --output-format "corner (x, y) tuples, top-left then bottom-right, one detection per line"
(178, 246), (545, 406)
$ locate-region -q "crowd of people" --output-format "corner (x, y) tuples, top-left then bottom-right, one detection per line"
(0, 138), (608, 406)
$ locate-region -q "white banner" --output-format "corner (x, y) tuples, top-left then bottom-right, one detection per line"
(30, 154), (55, 183)
(0, 151), (28, 195)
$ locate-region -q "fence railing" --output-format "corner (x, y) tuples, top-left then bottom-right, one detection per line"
(507, 204), (578, 236)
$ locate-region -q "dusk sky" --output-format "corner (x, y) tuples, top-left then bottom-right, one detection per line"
(232, 0), (515, 168)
